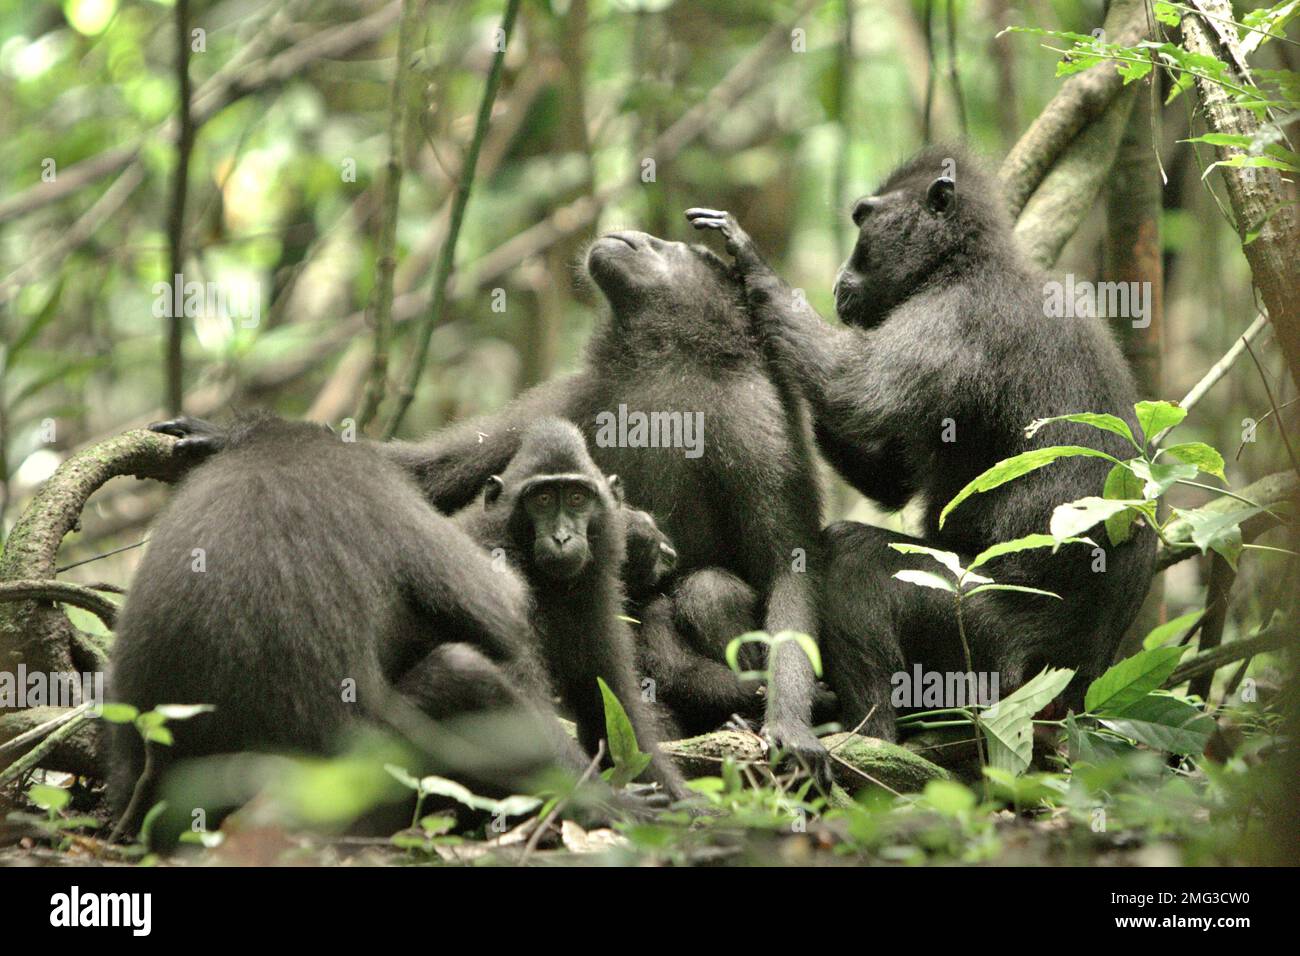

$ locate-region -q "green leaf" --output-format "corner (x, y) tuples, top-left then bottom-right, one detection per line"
(1152, 1), (1181, 26)
(1134, 400), (1186, 440)
(598, 677), (653, 787)
(27, 784), (70, 812)
(965, 583), (1062, 600)
(940, 446), (1120, 528)
(920, 779), (977, 817)
(1128, 458), (1199, 499)
(419, 814), (457, 836)
(144, 726), (174, 746)
(969, 533), (1093, 570)
(1142, 610), (1202, 650)
(1024, 413), (1138, 449)
(892, 569), (956, 593)
(980, 667), (1075, 775)
(888, 542), (964, 577)
(1066, 712), (1132, 765)
(1178, 504), (1264, 570)
(138, 801), (168, 846)
(98, 702), (139, 724)
(1049, 497), (1143, 540)
(416, 774), (543, 816)
(1102, 462), (1146, 544)
(1098, 695), (1213, 755)
(1117, 57), (1153, 84)
(1162, 441), (1226, 481)
(1180, 133), (1254, 149)
(1084, 646), (1187, 715)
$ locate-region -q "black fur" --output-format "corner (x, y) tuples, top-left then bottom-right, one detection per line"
(453, 419), (689, 800)
(688, 145), (1156, 738)
(108, 415), (588, 835)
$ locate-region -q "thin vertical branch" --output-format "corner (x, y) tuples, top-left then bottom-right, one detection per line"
(383, 0), (522, 440)
(165, 0), (195, 416)
(922, 0), (936, 143)
(945, 0), (968, 136)
(832, 0), (856, 263)
(357, 0), (421, 433)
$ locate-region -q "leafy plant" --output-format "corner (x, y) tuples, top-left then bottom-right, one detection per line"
(940, 400), (1269, 568)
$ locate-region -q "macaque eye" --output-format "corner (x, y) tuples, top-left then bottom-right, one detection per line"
(535, 490), (553, 507)
(566, 489), (588, 508)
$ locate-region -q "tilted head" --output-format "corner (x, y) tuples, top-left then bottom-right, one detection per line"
(584, 229), (747, 336)
(834, 145), (1013, 328)
(483, 419), (622, 582)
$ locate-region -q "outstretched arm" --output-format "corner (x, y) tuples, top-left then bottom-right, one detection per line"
(150, 373), (584, 514)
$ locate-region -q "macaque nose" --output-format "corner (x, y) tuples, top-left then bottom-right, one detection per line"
(552, 531), (572, 547)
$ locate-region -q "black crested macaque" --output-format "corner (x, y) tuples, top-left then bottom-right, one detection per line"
(687, 144), (1156, 738)
(153, 228), (831, 783)
(622, 516), (838, 738)
(108, 415), (593, 835)
(454, 419), (689, 801)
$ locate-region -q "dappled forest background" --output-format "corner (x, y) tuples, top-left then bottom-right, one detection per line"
(1, 0), (1294, 603)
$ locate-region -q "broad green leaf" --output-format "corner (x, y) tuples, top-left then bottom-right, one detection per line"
(940, 446), (1120, 528)
(982, 766), (1068, 807)
(965, 583), (1062, 600)
(1134, 400), (1186, 440)
(893, 569), (956, 593)
(1152, 0), (1181, 26)
(1117, 57), (1153, 84)
(598, 677), (653, 787)
(920, 779), (977, 817)
(1178, 504), (1264, 570)
(1162, 442), (1226, 481)
(980, 667), (1075, 775)
(1084, 646), (1187, 715)
(1098, 695), (1213, 755)
(1129, 458), (1199, 499)
(138, 801), (168, 846)
(1065, 712), (1133, 765)
(27, 784), (70, 812)
(969, 533), (1095, 569)
(1050, 497), (1143, 540)
(1142, 610), (1202, 650)
(98, 702), (139, 724)
(144, 726), (174, 746)
(888, 542), (964, 578)
(1024, 413), (1137, 449)
(1102, 462), (1145, 544)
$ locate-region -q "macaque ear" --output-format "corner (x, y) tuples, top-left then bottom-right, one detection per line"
(483, 475), (505, 508)
(926, 176), (956, 216)
(606, 474), (624, 504)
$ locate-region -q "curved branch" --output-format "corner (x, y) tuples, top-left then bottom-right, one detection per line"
(0, 429), (186, 676)
(1156, 471), (1298, 571)
(0, 581), (118, 629)
(999, 0), (1149, 218)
